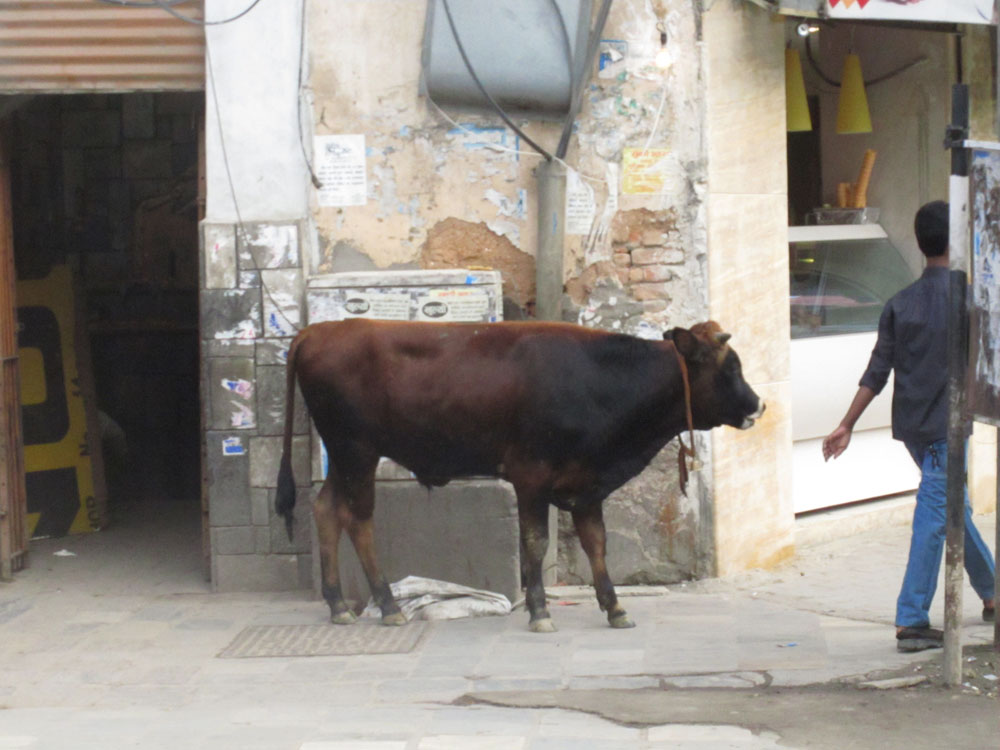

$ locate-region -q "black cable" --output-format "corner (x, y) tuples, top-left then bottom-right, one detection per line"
(296, 0), (322, 189)
(95, 0), (189, 6)
(439, 0), (553, 161)
(804, 33), (926, 88)
(95, 0), (264, 25)
(556, 0), (611, 159)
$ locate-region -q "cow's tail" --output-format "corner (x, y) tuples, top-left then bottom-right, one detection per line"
(276, 332), (302, 541)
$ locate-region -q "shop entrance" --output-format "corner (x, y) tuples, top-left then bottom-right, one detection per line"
(5, 92), (205, 578)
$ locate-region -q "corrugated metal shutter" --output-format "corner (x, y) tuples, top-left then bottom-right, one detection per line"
(0, 0), (204, 92)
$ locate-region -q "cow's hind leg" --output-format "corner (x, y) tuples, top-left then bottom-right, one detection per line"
(313, 476), (356, 624)
(334, 465), (405, 627)
(573, 503), (634, 628)
(517, 494), (555, 633)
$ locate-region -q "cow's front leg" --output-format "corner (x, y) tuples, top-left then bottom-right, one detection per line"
(517, 496), (554, 632)
(573, 503), (634, 628)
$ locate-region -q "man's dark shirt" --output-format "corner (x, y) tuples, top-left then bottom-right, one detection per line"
(859, 265), (950, 447)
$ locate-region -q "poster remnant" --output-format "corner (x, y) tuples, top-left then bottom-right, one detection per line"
(622, 147), (669, 194)
(565, 169), (595, 236)
(969, 148), (1000, 425)
(315, 134), (367, 207)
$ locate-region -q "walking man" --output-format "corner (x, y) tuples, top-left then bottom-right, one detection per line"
(822, 200), (996, 652)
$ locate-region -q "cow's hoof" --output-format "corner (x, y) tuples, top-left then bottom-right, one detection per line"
(529, 617), (557, 633)
(330, 610), (357, 625)
(381, 612), (407, 627)
(608, 612), (636, 629)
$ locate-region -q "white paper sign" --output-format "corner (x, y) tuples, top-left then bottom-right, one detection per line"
(315, 134), (367, 207)
(565, 169), (595, 236)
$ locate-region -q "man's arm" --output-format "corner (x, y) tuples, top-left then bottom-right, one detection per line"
(822, 385), (877, 461)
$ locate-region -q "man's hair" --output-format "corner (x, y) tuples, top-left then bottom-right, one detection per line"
(914, 200), (949, 258)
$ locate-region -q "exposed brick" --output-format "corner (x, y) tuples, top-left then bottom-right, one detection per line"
(642, 299), (669, 313)
(661, 248), (685, 264)
(638, 264), (675, 282)
(612, 252), (631, 267)
(615, 268), (631, 285)
(641, 228), (666, 246)
(631, 247), (664, 265)
(631, 282), (671, 301)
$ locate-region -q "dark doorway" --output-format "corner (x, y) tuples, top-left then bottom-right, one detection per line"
(7, 92), (203, 562)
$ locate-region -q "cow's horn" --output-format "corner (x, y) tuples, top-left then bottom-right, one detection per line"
(715, 332), (732, 345)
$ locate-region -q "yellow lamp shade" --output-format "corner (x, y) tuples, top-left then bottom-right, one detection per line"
(785, 48), (812, 132)
(836, 53), (872, 134)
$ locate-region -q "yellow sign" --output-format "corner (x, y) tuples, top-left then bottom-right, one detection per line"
(17, 266), (102, 537)
(622, 148), (670, 194)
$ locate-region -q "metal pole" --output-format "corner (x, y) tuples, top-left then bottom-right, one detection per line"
(535, 159), (567, 322)
(944, 83), (970, 687)
(995, 437), (999, 653)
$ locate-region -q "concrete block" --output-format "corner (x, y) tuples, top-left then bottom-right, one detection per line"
(250, 487), (270, 526)
(206, 431), (252, 526)
(254, 526), (271, 554)
(123, 140), (173, 180)
(260, 268), (302, 338)
(255, 337), (292, 366)
(324, 480), (522, 605)
(256, 364), (309, 436)
(202, 338), (255, 358)
(249, 434), (309, 488)
(203, 223), (237, 289)
(61, 110), (121, 148)
(238, 223), (299, 271)
(200, 288), (262, 340)
(212, 553), (306, 593)
(122, 93), (156, 139)
(208, 357), (256, 430)
(212, 526), (255, 555)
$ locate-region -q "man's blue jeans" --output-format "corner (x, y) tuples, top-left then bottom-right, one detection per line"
(896, 439), (996, 628)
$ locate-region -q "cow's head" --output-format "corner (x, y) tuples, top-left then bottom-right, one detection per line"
(666, 322), (765, 431)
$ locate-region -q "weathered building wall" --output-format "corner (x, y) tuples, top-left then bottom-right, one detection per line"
(704, 3), (794, 576)
(201, 0), (313, 590)
(306, 0), (718, 585)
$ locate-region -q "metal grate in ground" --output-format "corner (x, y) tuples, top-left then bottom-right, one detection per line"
(217, 622), (428, 658)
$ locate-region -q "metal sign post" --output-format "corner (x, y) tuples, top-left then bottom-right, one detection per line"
(944, 84), (970, 687)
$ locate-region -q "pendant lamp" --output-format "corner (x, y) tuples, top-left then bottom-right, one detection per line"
(785, 47), (812, 132)
(836, 53), (872, 134)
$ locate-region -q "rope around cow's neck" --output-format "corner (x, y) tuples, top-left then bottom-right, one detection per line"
(673, 347), (699, 495)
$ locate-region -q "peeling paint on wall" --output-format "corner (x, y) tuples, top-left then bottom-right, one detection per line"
(422, 218), (535, 311)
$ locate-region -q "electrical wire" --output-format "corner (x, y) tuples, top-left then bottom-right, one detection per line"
(804, 33), (927, 88)
(439, 0), (553, 161)
(426, 95), (606, 186)
(94, 0), (266, 26)
(94, 0), (190, 6)
(205, 36), (300, 334)
(296, 0), (322, 189)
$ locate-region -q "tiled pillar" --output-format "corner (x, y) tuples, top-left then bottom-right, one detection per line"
(200, 221), (313, 591)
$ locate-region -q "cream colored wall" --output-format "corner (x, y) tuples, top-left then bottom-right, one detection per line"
(703, 5), (795, 576)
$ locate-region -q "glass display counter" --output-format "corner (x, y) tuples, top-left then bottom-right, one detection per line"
(788, 224), (920, 513)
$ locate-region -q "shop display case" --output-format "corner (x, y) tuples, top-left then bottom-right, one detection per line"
(788, 224), (920, 513)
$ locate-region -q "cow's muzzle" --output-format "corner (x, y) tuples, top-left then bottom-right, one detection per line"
(739, 400), (766, 430)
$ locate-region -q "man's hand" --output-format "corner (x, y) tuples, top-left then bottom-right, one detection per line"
(822, 425), (852, 461)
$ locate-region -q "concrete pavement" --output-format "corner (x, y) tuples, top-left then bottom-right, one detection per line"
(0, 496), (996, 749)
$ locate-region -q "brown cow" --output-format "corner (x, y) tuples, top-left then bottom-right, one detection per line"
(277, 318), (763, 632)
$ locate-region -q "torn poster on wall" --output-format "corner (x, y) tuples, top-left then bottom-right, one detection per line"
(565, 169), (595, 236)
(315, 134), (367, 207)
(969, 147), (1000, 426)
(622, 147), (669, 194)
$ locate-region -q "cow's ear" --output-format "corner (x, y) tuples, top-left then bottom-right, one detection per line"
(670, 327), (701, 360)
